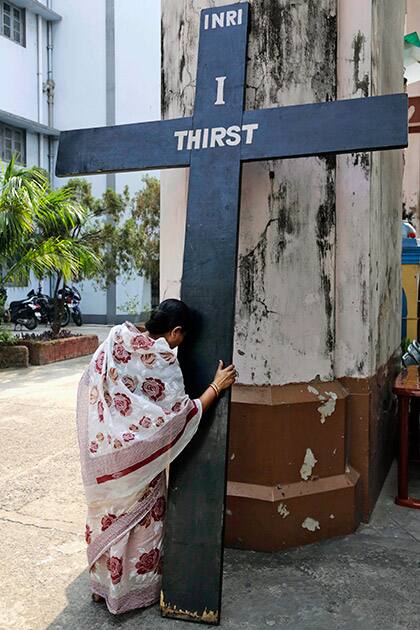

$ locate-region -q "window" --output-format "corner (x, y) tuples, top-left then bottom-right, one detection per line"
(0, 123), (26, 164)
(1, 2), (25, 46)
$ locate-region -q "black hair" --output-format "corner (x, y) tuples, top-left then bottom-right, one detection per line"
(145, 299), (191, 335)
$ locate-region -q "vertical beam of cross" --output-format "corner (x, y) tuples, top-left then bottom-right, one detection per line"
(161, 4), (249, 625)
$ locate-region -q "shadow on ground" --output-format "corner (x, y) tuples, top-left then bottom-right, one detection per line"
(47, 466), (420, 630)
(0, 355), (91, 394)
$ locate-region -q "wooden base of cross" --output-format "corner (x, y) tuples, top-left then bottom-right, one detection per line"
(55, 2), (407, 624)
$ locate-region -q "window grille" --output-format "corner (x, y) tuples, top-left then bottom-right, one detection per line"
(0, 123), (26, 164)
(1, 2), (25, 46)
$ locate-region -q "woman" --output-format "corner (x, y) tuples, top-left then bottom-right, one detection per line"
(77, 299), (236, 614)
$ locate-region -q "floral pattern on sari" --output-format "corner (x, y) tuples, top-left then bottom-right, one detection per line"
(78, 322), (202, 615)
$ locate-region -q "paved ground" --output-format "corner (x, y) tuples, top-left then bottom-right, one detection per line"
(0, 347), (420, 629)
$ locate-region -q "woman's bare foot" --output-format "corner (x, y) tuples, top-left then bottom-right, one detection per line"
(92, 593), (104, 603)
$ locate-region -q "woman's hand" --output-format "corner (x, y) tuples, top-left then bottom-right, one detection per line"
(199, 361), (237, 413)
(213, 360), (236, 391)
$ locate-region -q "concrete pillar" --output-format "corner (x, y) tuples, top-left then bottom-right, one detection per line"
(336, 0), (405, 520)
(161, 0), (405, 550)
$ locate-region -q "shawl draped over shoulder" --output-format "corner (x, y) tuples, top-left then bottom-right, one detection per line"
(77, 321), (202, 504)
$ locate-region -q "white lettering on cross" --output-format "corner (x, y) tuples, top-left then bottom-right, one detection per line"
(210, 127), (227, 148)
(214, 76), (226, 106)
(203, 8), (243, 30)
(187, 128), (202, 150)
(242, 123), (259, 144)
(225, 125), (241, 146)
(212, 12), (224, 29)
(174, 130), (189, 151)
(173, 124), (259, 151)
(202, 127), (209, 149)
(226, 10), (237, 27)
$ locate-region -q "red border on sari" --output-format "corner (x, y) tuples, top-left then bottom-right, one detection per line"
(95, 401), (199, 484)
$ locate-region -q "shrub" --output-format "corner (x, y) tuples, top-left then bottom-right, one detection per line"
(18, 329), (81, 342)
(0, 329), (19, 345)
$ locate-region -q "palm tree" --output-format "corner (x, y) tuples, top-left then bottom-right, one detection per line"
(36, 185), (101, 333)
(0, 157), (100, 331)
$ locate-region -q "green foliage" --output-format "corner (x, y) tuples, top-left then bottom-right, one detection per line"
(132, 176), (160, 286)
(0, 157), (100, 288)
(401, 337), (412, 354)
(0, 329), (18, 345)
(118, 296), (142, 316)
(1, 159), (160, 334)
(64, 175), (160, 290)
(0, 156), (101, 335)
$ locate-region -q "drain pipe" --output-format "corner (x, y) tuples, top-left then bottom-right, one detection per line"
(45, 0), (56, 296)
(46, 0), (55, 184)
(36, 14), (44, 168)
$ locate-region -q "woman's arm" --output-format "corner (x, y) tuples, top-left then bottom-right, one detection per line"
(199, 360), (236, 413)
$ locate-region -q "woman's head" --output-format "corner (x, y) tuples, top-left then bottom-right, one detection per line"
(145, 299), (191, 348)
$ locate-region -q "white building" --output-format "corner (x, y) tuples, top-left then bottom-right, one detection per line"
(0, 0), (161, 323)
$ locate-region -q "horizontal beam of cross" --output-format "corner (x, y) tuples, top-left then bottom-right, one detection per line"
(55, 93), (407, 178)
(241, 93), (408, 161)
(56, 117), (193, 175)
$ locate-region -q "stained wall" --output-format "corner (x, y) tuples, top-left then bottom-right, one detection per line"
(161, 0), (405, 386)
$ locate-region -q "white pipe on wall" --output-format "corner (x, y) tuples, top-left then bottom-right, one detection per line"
(36, 14), (44, 167)
(46, 0), (55, 183)
(47, 0), (55, 297)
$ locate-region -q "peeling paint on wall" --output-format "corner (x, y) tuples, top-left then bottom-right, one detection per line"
(161, 0), (345, 386)
(302, 517), (321, 532)
(300, 448), (318, 480)
(235, 0), (338, 385)
(160, 594), (219, 624)
(307, 386), (337, 423)
(316, 155), (336, 359)
(277, 503), (290, 518)
(317, 391), (338, 423)
(352, 31), (369, 97)
(352, 152), (370, 180)
(307, 385), (320, 396)
(161, 0), (404, 388)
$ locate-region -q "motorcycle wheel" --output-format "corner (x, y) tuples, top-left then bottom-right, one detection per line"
(60, 306), (71, 327)
(73, 309), (83, 327)
(18, 315), (38, 330)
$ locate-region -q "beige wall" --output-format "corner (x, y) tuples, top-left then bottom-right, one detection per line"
(161, 0), (405, 385)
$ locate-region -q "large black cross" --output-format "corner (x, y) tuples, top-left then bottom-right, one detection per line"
(56, 2), (407, 625)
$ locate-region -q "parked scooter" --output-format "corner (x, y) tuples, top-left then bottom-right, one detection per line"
(7, 293), (41, 330)
(28, 286), (70, 328)
(2, 283), (83, 331)
(57, 285), (83, 326)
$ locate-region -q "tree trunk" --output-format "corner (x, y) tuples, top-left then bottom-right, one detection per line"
(51, 275), (65, 336)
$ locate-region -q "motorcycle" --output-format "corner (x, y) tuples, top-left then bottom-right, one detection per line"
(28, 287), (70, 328)
(57, 285), (83, 326)
(8, 294), (41, 330)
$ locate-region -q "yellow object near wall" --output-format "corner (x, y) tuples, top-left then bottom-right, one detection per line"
(402, 263), (419, 340)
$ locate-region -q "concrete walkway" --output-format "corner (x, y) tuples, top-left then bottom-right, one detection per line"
(0, 353), (420, 629)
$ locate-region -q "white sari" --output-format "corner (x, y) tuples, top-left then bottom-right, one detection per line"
(77, 321), (202, 614)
